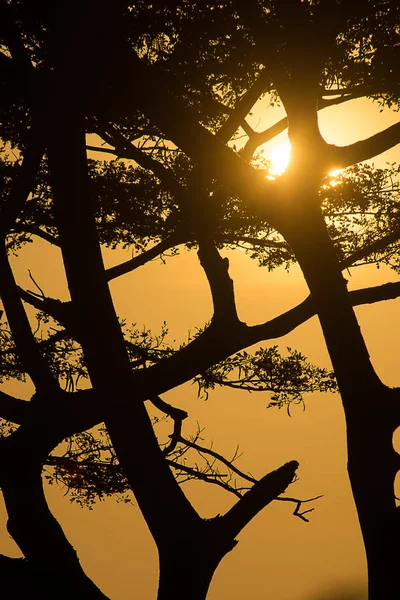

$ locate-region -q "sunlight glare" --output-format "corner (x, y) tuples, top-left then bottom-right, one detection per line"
(328, 168), (343, 187)
(269, 141), (291, 176)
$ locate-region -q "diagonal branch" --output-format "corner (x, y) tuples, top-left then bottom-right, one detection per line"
(0, 246), (57, 392)
(119, 56), (282, 228)
(17, 276), (400, 421)
(240, 87), (379, 164)
(340, 228), (400, 270)
(5, 277), (400, 451)
(252, 280), (400, 342)
(97, 126), (188, 203)
(217, 70), (271, 144)
(220, 460), (299, 538)
(0, 1), (33, 71)
(47, 90), (203, 542)
(329, 122), (400, 169)
(241, 118), (288, 161)
(10, 224), (59, 246)
(177, 435), (255, 485)
(105, 233), (186, 281)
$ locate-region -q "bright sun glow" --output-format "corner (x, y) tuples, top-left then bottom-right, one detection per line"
(327, 168), (343, 187)
(268, 141), (291, 176)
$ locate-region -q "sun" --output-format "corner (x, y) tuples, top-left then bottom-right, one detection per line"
(268, 141), (291, 176)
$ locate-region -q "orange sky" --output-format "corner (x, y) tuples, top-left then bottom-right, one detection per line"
(1, 97), (400, 600)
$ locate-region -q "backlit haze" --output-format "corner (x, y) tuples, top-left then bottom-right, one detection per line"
(268, 141), (292, 176)
(1, 95), (400, 600)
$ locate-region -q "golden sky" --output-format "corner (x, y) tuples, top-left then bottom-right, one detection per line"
(1, 96), (400, 600)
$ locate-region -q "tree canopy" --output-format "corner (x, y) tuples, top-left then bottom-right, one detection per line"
(0, 1), (400, 598)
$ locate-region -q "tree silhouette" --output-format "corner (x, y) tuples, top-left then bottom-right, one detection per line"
(0, 1), (400, 598)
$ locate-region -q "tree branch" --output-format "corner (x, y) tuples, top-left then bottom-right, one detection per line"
(0, 135), (45, 239)
(10, 224), (59, 246)
(348, 281), (400, 306)
(219, 233), (290, 251)
(220, 460), (299, 538)
(0, 246), (57, 392)
(115, 55), (282, 230)
(275, 494), (324, 522)
(241, 118), (288, 161)
(148, 395), (188, 422)
(147, 395), (188, 457)
(0, 391), (31, 424)
(217, 70), (271, 144)
(198, 241), (241, 326)
(105, 233), (186, 281)
(340, 228), (400, 270)
(330, 122), (400, 169)
(47, 89), (203, 543)
(0, 424), (109, 599)
(177, 435), (255, 485)
(97, 125), (188, 204)
(251, 279), (400, 343)
(0, 1), (33, 71)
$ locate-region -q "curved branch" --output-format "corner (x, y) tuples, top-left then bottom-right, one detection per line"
(148, 395), (188, 422)
(10, 224), (59, 246)
(0, 425), (109, 599)
(147, 396), (188, 456)
(251, 279), (400, 343)
(198, 241), (241, 326)
(105, 233), (186, 281)
(330, 122), (400, 169)
(0, 387), (103, 440)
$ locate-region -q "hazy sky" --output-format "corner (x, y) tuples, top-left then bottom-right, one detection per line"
(1, 97), (399, 600)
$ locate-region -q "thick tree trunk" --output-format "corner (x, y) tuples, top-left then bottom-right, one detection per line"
(157, 526), (234, 600)
(157, 555), (217, 600)
(0, 425), (109, 599)
(279, 200), (400, 599)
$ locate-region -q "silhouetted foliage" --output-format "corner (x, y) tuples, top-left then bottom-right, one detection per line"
(0, 1), (399, 599)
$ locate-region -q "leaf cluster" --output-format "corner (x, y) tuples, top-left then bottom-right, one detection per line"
(195, 346), (337, 410)
(322, 163), (400, 271)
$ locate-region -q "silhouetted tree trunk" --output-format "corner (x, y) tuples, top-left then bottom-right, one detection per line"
(278, 197), (400, 599)
(1, 2), (400, 598)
